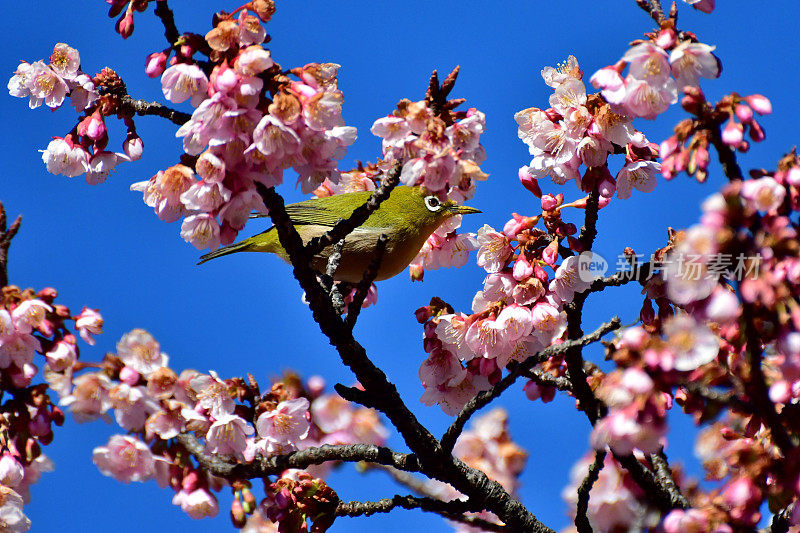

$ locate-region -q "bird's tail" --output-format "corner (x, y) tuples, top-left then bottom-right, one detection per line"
(197, 240), (253, 265)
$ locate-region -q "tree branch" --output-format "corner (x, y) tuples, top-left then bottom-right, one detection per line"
(441, 318), (621, 453)
(0, 202), (22, 289)
(741, 302), (794, 455)
(305, 163), (401, 257)
(634, 0), (667, 24)
(344, 234), (387, 329)
(153, 0), (180, 45)
(336, 495), (507, 532)
(118, 95), (192, 126)
(575, 450), (606, 533)
(254, 183), (553, 532)
(176, 434), (423, 478)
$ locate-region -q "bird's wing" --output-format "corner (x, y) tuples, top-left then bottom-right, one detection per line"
(249, 191), (375, 227)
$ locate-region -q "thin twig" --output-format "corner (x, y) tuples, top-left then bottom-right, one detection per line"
(344, 234), (387, 329)
(321, 239), (346, 314)
(650, 451), (690, 509)
(305, 163), (401, 257)
(0, 202), (22, 289)
(153, 0), (180, 45)
(176, 434), (423, 478)
(635, 0), (667, 23)
(741, 302), (794, 455)
(575, 450), (606, 533)
(254, 183), (552, 532)
(613, 453), (687, 512)
(441, 318), (621, 453)
(336, 495), (507, 532)
(119, 95), (192, 125)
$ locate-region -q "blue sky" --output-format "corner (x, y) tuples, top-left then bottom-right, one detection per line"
(2, 1), (799, 531)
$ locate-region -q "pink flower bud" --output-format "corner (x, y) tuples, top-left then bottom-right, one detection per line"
(84, 111), (106, 141)
(541, 194), (559, 211)
(124, 135), (144, 161)
(409, 263), (424, 281)
(145, 52), (168, 78)
(786, 167), (800, 187)
(542, 240), (559, 266)
(513, 254), (534, 281)
(748, 120), (765, 142)
(306, 375), (325, 396)
(119, 366), (140, 385)
(598, 177), (616, 198)
(660, 136), (679, 159)
(116, 11), (135, 39)
(745, 94), (772, 115)
(479, 357), (497, 377)
(655, 28), (676, 49)
(734, 104), (753, 123)
(519, 167), (542, 197)
(721, 119), (744, 147)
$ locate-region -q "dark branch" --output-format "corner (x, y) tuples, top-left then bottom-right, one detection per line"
(441, 318), (621, 453)
(336, 495), (507, 532)
(709, 124), (744, 181)
(650, 451), (690, 509)
(153, 0), (180, 45)
(305, 163), (401, 257)
(613, 453), (687, 512)
(254, 184), (553, 532)
(119, 95), (192, 126)
(0, 202), (22, 289)
(635, 0), (667, 23)
(575, 450), (606, 533)
(321, 239), (346, 314)
(344, 234), (387, 329)
(741, 302), (794, 455)
(177, 434), (423, 478)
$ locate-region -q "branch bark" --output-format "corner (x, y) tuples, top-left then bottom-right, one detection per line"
(0, 202), (22, 290)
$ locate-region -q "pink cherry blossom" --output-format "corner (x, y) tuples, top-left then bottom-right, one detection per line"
(623, 42), (672, 86)
(255, 397), (311, 453)
(181, 214), (221, 250)
(74, 307), (103, 345)
(621, 77), (677, 119)
(92, 434), (155, 483)
(475, 225), (513, 273)
(205, 414), (254, 459)
(40, 138), (89, 177)
(60, 372), (112, 422)
(550, 255), (593, 303)
(669, 42), (719, 88)
(191, 372), (235, 418)
(0, 486), (30, 533)
(741, 176), (785, 213)
(25, 61), (68, 109)
(161, 64), (209, 106)
(172, 488), (219, 519)
(11, 299), (51, 333)
(45, 341), (77, 373)
(529, 302), (567, 348)
(49, 43), (80, 80)
(616, 160), (659, 199)
(116, 328), (168, 377)
(663, 314), (720, 371)
(0, 455), (24, 488)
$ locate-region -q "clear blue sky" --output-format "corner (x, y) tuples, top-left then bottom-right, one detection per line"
(2, 1), (799, 531)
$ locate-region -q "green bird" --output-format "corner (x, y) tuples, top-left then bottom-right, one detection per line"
(197, 186), (481, 282)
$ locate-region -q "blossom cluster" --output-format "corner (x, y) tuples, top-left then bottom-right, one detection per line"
(415, 202), (601, 414)
(45, 327), (386, 527)
(660, 89), (772, 182)
(515, 56), (662, 200)
(131, 7), (358, 251)
(0, 285), (103, 532)
(424, 409), (527, 531)
(590, 26), (720, 120)
(8, 43), (141, 185)
(366, 95), (489, 281)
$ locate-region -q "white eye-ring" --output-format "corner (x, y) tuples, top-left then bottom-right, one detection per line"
(424, 195), (442, 212)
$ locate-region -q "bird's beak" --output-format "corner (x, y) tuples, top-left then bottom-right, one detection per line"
(450, 205), (482, 215)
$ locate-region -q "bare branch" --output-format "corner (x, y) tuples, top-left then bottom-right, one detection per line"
(177, 433), (423, 479)
(336, 495), (507, 532)
(441, 318), (621, 453)
(650, 451), (690, 509)
(153, 0), (180, 45)
(344, 234), (387, 329)
(575, 450), (606, 533)
(118, 95), (191, 126)
(0, 202), (22, 289)
(305, 163), (401, 257)
(635, 0), (667, 24)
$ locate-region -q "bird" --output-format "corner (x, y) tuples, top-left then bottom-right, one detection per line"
(197, 186), (481, 282)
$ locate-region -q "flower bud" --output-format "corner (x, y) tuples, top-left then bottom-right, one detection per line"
(745, 94), (772, 115)
(145, 52), (168, 78)
(116, 10), (135, 39)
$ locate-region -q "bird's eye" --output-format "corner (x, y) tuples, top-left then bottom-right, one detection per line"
(424, 196), (442, 212)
